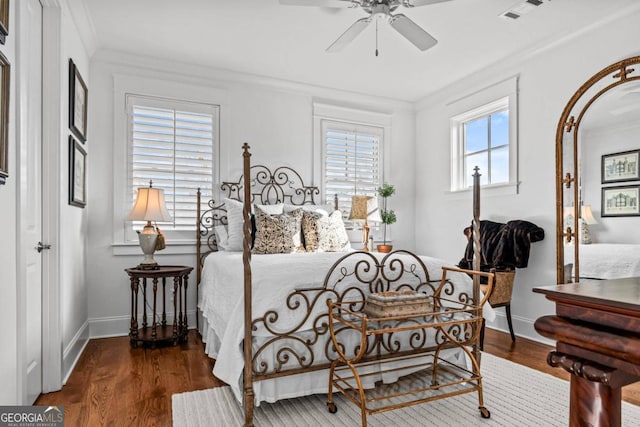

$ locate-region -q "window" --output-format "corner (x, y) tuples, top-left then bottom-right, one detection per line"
(126, 95), (219, 239)
(461, 102), (509, 187)
(320, 119), (383, 220)
(449, 77), (518, 193)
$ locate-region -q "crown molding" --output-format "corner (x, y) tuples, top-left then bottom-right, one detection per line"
(64, 0), (99, 56)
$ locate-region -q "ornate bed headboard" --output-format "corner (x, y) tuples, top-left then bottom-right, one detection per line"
(196, 164), (338, 286)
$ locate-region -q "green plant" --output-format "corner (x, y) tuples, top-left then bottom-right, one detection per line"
(377, 183), (397, 245)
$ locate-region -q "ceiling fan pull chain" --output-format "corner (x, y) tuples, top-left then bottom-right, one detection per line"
(375, 19), (379, 56)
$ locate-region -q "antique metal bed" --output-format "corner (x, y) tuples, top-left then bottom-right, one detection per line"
(196, 144), (486, 426)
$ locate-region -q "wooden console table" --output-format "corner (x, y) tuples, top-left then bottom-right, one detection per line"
(126, 265), (193, 347)
(533, 277), (640, 427)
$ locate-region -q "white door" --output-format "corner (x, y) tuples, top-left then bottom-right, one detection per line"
(17, 0), (44, 404)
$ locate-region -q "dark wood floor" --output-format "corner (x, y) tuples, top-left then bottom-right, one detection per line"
(36, 328), (640, 426)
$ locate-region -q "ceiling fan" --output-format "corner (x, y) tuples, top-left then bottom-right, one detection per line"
(280, 0), (452, 53)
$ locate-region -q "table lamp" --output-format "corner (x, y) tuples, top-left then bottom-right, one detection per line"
(349, 195), (382, 251)
(128, 180), (172, 269)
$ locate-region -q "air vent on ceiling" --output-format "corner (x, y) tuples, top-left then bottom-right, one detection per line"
(500, 0), (549, 20)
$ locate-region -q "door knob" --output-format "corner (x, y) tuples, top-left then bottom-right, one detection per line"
(36, 242), (51, 253)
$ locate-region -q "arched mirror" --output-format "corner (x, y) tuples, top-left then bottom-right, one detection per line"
(556, 56), (640, 284)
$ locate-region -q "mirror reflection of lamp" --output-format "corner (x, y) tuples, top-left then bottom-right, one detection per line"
(127, 180), (172, 269)
(349, 195), (382, 251)
(579, 204), (598, 244)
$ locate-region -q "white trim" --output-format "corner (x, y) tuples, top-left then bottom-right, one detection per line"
(64, 0), (99, 56)
(62, 321), (89, 384)
(40, 0), (63, 394)
(448, 76), (519, 195)
(94, 49), (413, 112)
(88, 310), (198, 339)
(112, 241), (197, 256)
(112, 73), (226, 247)
(312, 102), (391, 203)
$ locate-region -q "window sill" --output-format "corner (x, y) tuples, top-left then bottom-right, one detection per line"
(112, 240), (197, 256)
(444, 182), (520, 200)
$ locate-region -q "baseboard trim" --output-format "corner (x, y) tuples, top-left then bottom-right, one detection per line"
(89, 310), (199, 339)
(62, 321), (89, 385)
(485, 311), (555, 347)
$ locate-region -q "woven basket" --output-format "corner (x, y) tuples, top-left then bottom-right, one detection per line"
(481, 270), (515, 306)
(363, 290), (431, 318)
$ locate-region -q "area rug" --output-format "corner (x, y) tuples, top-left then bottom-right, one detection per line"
(172, 353), (640, 426)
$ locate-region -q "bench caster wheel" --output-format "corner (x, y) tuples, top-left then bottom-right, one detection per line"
(479, 406), (491, 419)
(327, 402), (338, 414)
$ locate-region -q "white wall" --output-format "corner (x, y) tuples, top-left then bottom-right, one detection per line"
(414, 9), (640, 342)
(86, 50), (415, 338)
(0, 0), (18, 405)
(58, 1), (91, 381)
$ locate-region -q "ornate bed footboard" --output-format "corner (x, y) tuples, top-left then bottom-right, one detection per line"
(248, 250), (480, 380)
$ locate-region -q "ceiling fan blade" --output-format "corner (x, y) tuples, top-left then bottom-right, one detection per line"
(279, 0), (359, 7)
(326, 17), (372, 52)
(403, 0), (453, 6)
(389, 14), (437, 51)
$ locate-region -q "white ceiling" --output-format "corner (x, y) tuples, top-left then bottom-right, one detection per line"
(81, 0), (640, 102)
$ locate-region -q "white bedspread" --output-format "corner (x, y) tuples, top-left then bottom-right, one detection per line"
(578, 243), (640, 280)
(198, 251), (494, 404)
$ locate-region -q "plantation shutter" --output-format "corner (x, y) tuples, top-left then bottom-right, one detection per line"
(128, 95), (218, 232)
(322, 120), (382, 220)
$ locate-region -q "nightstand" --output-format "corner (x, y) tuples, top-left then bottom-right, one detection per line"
(125, 265), (193, 347)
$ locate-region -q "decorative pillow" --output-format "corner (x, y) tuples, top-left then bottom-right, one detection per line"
(302, 210), (351, 252)
(253, 207), (304, 254)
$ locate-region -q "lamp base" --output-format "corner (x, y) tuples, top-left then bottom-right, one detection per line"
(137, 223), (160, 269)
(137, 261), (160, 270)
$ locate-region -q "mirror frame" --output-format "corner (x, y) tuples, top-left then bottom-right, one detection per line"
(556, 56), (640, 284)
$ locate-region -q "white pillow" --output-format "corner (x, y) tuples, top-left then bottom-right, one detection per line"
(284, 203), (334, 215)
(254, 203), (284, 215)
(224, 198), (245, 251)
(214, 225), (229, 250)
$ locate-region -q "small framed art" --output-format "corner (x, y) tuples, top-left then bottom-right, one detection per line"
(601, 150), (639, 184)
(601, 185), (639, 217)
(0, 0), (8, 45)
(69, 136), (87, 208)
(0, 50), (9, 184)
(69, 59), (88, 142)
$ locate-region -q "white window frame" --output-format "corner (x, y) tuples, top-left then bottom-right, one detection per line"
(112, 74), (225, 255)
(449, 76), (519, 195)
(313, 103), (391, 237)
(125, 94), (219, 242)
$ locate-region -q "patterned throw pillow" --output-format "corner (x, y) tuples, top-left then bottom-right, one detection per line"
(302, 210), (350, 252)
(253, 207), (304, 254)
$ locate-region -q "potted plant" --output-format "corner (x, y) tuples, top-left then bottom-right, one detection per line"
(377, 183), (397, 253)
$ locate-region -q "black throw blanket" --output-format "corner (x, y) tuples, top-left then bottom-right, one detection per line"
(458, 220), (545, 272)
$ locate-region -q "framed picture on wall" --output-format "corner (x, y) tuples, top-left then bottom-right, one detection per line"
(69, 136), (87, 208)
(0, 51), (9, 185)
(601, 185), (639, 217)
(69, 59), (88, 142)
(0, 0), (8, 45)
(601, 149), (639, 184)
